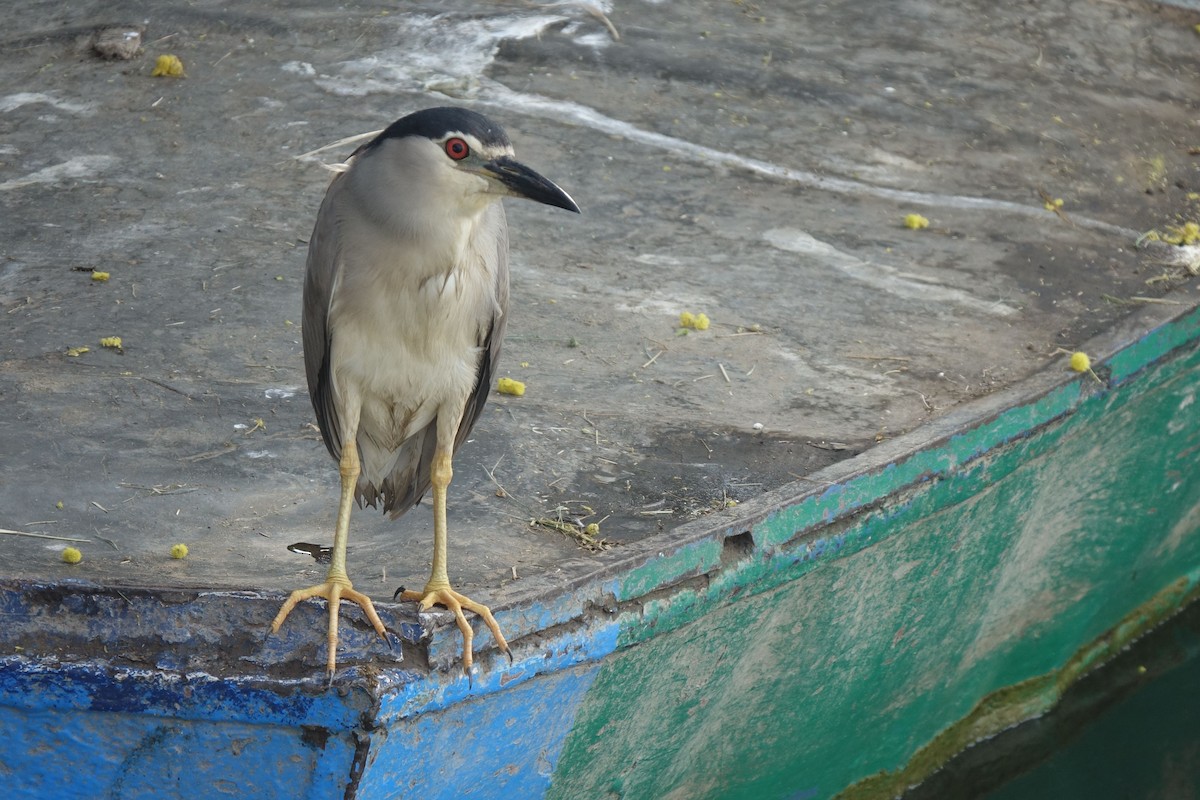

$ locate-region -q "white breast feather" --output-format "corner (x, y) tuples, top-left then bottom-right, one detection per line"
(327, 206), (501, 483)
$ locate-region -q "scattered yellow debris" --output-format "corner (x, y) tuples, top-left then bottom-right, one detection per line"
(151, 54), (185, 77)
(497, 377), (525, 396)
(99, 336), (122, 349)
(1138, 221), (1200, 247)
(91, 271), (111, 282)
(55, 501), (64, 510)
(170, 543), (189, 559)
(1069, 351), (1091, 373)
(903, 213), (929, 230)
(1162, 221), (1199, 246)
(61, 547), (82, 565)
(584, 522), (601, 537)
(1043, 197), (1064, 212)
(65, 346), (89, 357)
(679, 311), (711, 330)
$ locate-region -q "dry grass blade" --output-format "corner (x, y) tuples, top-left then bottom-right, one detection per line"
(484, 460), (617, 552)
(531, 517), (614, 551)
(0, 528), (90, 543)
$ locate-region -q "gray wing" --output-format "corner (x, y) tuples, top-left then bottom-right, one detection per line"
(368, 202), (510, 518)
(302, 170), (348, 463)
(456, 202), (510, 452)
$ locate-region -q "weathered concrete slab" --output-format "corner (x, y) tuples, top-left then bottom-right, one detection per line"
(1, 0), (1197, 642)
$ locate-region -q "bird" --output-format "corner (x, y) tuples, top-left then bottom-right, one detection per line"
(270, 107), (580, 680)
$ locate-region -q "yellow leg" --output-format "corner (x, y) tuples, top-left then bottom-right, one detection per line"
(398, 448), (511, 676)
(271, 440), (388, 679)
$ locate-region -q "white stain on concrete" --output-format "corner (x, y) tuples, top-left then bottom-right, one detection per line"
(484, 83), (1137, 238)
(0, 155), (117, 191)
(762, 227), (1018, 317)
(275, 5), (1133, 241)
(304, 11), (604, 98)
(0, 92), (94, 115)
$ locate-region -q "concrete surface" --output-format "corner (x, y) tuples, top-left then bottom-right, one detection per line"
(1, 1), (1197, 627)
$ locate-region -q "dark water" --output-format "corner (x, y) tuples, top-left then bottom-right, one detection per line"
(904, 599), (1200, 800)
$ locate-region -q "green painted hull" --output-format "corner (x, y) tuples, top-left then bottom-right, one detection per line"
(547, 307), (1200, 799)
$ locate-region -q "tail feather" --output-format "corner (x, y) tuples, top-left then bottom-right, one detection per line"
(354, 423), (438, 519)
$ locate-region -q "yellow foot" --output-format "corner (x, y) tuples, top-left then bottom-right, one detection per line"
(396, 585), (511, 675)
(271, 581), (389, 679)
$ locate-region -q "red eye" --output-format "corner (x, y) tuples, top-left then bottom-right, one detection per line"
(444, 137), (469, 160)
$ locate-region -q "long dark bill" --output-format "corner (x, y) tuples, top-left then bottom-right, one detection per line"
(485, 156), (580, 213)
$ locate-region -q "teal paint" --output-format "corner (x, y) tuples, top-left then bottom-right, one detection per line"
(1107, 304), (1200, 384)
(548, 320), (1200, 799)
(616, 539), (725, 603)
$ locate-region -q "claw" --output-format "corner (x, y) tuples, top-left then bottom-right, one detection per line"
(399, 585), (510, 677)
(270, 580), (390, 678)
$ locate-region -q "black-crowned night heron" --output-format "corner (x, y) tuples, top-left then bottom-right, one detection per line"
(270, 107), (579, 679)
